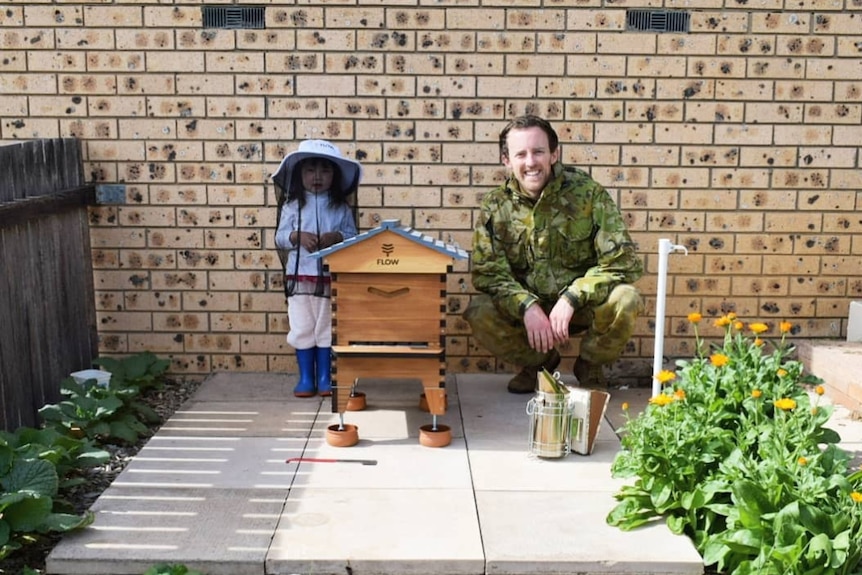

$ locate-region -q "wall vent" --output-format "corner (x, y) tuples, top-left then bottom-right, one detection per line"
(202, 6), (266, 30)
(626, 9), (690, 33)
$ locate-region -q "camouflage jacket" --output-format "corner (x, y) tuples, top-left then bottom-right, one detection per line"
(471, 162), (643, 319)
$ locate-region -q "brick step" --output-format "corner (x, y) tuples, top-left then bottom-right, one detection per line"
(796, 340), (862, 414)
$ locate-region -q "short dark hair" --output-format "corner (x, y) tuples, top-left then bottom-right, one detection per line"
(498, 115), (559, 160)
(286, 157), (348, 208)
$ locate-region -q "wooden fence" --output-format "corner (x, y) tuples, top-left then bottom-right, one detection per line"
(0, 138), (97, 431)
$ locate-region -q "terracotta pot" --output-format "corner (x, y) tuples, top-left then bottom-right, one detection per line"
(326, 424), (359, 447)
(346, 392), (366, 411)
(418, 391), (448, 413)
(419, 424), (451, 448)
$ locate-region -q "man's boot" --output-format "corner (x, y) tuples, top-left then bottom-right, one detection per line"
(316, 347), (333, 397)
(507, 349), (561, 394)
(574, 357), (608, 389)
(294, 348), (316, 397)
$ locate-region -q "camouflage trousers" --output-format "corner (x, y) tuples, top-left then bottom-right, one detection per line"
(463, 284), (643, 367)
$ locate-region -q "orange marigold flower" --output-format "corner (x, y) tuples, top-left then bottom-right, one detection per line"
(777, 368), (788, 377)
(774, 398), (797, 411)
(655, 370), (676, 384)
(710, 353), (730, 367)
(714, 316), (732, 328)
(752, 389), (762, 398)
(798, 456), (808, 466)
(851, 492), (862, 503)
(815, 385), (825, 396)
(621, 402), (629, 411)
(749, 322), (769, 334)
(733, 321), (744, 330)
(687, 312), (702, 324)
(673, 388), (686, 400)
(727, 312), (737, 320)
(780, 321), (792, 333)
(649, 394), (674, 407)
(754, 338), (764, 347)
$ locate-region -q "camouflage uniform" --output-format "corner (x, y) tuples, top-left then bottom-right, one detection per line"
(464, 162), (644, 370)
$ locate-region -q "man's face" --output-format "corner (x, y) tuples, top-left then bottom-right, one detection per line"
(502, 126), (559, 198)
(300, 159), (335, 194)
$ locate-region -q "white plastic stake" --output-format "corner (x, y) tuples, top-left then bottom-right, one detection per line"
(653, 239), (688, 397)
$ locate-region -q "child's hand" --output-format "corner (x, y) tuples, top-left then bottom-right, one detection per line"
(319, 232), (342, 249)
(293, 231), (319, 251)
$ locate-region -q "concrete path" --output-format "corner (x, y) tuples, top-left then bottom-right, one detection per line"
(45, 372), (710, 575)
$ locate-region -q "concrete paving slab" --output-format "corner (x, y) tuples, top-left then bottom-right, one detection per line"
(47, 487), (285, 575)
(314, 404), (464, 440)
(266, 487), (485, 575)
(289, 438), (472, 489)
(160, 400), (319, 438)
(190, 371), (297, 402)
(476, 490), (703, 575)
(113, 437), (301, 490)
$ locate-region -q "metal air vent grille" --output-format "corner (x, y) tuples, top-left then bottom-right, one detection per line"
(626, 9), (690, 33)
(202, 6), (265, 30)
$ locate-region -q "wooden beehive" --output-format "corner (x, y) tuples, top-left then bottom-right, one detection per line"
(311, 219), (468, 414)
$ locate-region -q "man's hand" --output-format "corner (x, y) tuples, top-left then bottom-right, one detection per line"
(524, 304), (556, 354)
(548, 298), (575, 342)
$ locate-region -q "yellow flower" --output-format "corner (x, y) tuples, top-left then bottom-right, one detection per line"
(714, 316), (731, 328)
(774, 398), (797, 411)
(777, 368), (788, 377)
(649, 394), (674, 407)
(673, 388), (686, 400)
(752, 389), (762, 398)
(621, 402), (629, 411)
(733, 320), (744, 331)
(727, 312), (737, 320)
(798, 456), (807, 466)
(749, 322), (769, 334)
(851, 492), (862, 503)
(780, 321), (792, 333)
(687, 312), (702, 324)
(815, 385), (825, 396)
(754, 337), (764, 347)
(655, 370), (676, 384)
(710, 353), (729, 367)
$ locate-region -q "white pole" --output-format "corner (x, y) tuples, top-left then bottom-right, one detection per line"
(652, 239), (688, 397)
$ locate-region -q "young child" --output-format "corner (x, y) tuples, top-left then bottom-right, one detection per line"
(273, 140), (361, 397)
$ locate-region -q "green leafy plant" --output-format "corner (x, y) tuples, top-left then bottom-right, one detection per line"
(0, 435), (95, 560)
(38, 353), (167, 444)
(608, 313), (862, 575)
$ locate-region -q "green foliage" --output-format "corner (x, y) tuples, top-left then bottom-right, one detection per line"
(608, 315), (862, 575)
(143, 563), (204, 575)
(39, 352), (168, 444)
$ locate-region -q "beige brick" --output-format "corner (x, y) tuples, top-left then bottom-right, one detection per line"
(118, 74), (175, 94)
(748, 57), (806, 79)
(98, 311), (152, 331)
(23, 6), (83, 28)
(568, 100), (622, 121)
(656, 78), (715, 100)
(715, 79), (774, 101)
(120, 249), (177, 270)
(236, 29), (294, 51)
(597, 32), (656, 55)
(0, 7), (23, 26)
(178, 29), (236, 51)
(764, 212), (823, 233)
(128, 333), (186, 355)
(704, 211), (766, 233)
(686, 101), (744, 123)
(689, 56), (747, 78)
(691, 11), (750, 33)
(837, 36), (862, 57)
(182, 291), (239, 311)
(678, 189), (736, 210)
(146, 141), (203, 163)
(123, 292), (182, 312)
(821, 256), (862, 276)
(835, 81), (862, 102)
(179, 250), (236, 270)
(833, 125), (862, 146)
(93, 270), (150, 290)
(805, 103), (862, 125)
(739, 190), (796, 210)
(831, 169), (862, 191)
(0, 95), (27, 115)
(184, 333), (241, 353)
(356, 29), (415, 52)
(83, 5), (142, 27)
(738, 146), (794, 167)
(813, 11), (862, 34)
(357, 75), (415, 96)
(150, 271), (205, 290)
(716, 34), (776, 56)
(210, 312), (267, 332)
(267, 6), (324, 29)
(712, 168), (771, 189)
(166, 354), (211, 375)
(477, 31), (533, 53)
(445, 8), (504, 29)
(87, 51), (144, 72)
(325, 7), (385, 28)
(387, 8), (446, 29)
(751, 12), (810, 34)
(715, 124), (773, 145)
(658, 34), (716, 55)
(0, 50), (25, 71)
(3, 29), (54, 50)
(565, 143), (619, 165)
(91, 249), (119, 269)
(59, 74), (117, 95)
(800, 147), (858, 168)
(595, 122), (653, 144)
(734, 276), (788, 296)
(87, 139), (145, 162)
(174, 74), (235, 95)
(56, 28), (113, 50)
(149, 185), (208, 205)
(27, 50), (86, 72)
(443, 187), (483, 209)
(507, 9), (565, 29)
(772, 168), (829, 189)
(62, 118), (117, 139)
(592, 166), (649, 188)
(89, 96), (146, 117)
(143, 6), (200, 28)
(773, 124), (832, 146)
(146, 51), (204, 72)
(679, 234), (736, 254)
(2, 117), (59, 139)
(28, 95), (84, 117)
(386, 98), (445, 119)
(90, 226), (146, 248)
(206, 52), (265, 74)
(568, 54), (627, 77)
(115, 29), (174, 50)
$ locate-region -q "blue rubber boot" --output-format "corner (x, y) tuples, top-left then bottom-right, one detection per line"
(316, 347), (332, 397)
(294, 348), (316, 398)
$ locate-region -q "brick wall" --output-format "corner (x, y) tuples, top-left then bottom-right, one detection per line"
(1, 1), (860, 382)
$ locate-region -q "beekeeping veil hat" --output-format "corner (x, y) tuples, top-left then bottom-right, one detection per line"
(272, 139), (362, 195)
